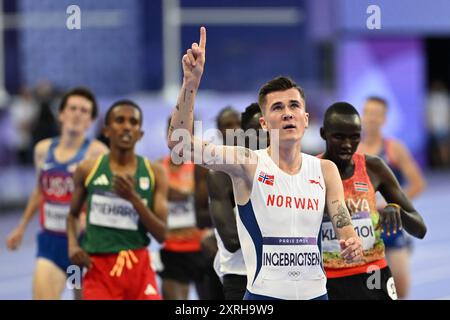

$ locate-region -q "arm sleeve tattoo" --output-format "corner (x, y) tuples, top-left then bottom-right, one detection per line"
(332, 204), (352, 228)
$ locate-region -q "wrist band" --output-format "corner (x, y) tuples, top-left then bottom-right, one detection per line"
(387, 203), (401, 210)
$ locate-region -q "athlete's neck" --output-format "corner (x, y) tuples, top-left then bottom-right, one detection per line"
(322, 151), (355, 179)
(268, 142), (302, 175)
(110, 148), (136, 167)
(58, 132), (86, 150)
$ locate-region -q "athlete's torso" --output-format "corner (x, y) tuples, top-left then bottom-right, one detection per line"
(214, 207), (246, 277)
(378, 139), (404, 186)
(236, 149), (327, 300)
(161, 157), (204, 252)
(39, 137), (90, 234)
(82, 154), (155, 254)
(321, 153), (386, 278)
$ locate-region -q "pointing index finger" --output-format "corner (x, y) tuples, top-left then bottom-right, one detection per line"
(199, 26), (206, 49)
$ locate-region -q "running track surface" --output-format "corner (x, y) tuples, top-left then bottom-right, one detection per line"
(1, 171), (449, 300)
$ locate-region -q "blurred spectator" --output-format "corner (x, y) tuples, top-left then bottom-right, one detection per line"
(30, 80), (61, 146)
(9, 87), (39, 164)
(0, 99), (17, 166)
(426, 80), (450, 169)
(302, 103), (325, 155)
(33, 80), (62, 111)
(95, 113), (110, 148)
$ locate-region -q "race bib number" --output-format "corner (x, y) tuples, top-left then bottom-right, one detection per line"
(43, 202), (69, 232)
(89, 193), (139, 230)
(167, 198), (196, 229)
(322, 211), (376, 252)
(261, 237), (325, 281)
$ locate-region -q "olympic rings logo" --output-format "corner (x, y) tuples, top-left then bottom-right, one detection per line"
(288, 271), (301, 278)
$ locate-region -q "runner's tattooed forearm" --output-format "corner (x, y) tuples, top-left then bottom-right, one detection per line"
(333, 204), (352, 228)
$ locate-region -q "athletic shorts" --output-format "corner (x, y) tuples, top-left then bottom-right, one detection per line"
(83, 248), (161, 300)
(37, 230), (71, 273)
(382, 229), (413, 250)
(326, 266), (397, 300)
(222, 274), (247, 300)
(158, 248), (207, 284)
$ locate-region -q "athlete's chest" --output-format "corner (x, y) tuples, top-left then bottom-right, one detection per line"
(343, 171), (376, 215)
(255, 168), (324, 204)
(90, 172), (151, 194)
(40, 160), (81, 199)
(250, 173), (325, 235)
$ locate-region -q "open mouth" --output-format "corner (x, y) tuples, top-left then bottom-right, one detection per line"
(338, 151), (352, 158)
(120, 133), (132, 142)
(283, 124), (296, 129)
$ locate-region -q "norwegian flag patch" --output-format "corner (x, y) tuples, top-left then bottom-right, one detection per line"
(258, 171), (274, 186)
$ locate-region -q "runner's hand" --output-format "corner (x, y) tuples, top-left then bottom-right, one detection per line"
(6, 226), (25, 250)
(340, 237), (363, 263)
(69, 245), (91, 269)
(379, 204), (403, 236)
(182, 26), (207, 86)
(113, 174), (138, 201)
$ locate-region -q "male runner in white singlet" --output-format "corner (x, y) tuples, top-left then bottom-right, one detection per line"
(168, 27), (363, 300)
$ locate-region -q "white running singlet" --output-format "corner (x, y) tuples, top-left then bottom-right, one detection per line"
(214, 207), (247, 278)
(236, 149), (327, 300)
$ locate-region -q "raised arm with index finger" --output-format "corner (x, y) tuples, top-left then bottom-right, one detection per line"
(167, 27), (257, 181)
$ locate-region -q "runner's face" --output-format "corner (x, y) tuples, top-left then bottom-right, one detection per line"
(260, 88), (308, 144)
(104, 105), (143, 150)
(323, 114), (361, 166)
(59, 95), (93, 134)
(362, 100), (386, 136)
(218, 111), (241, 145)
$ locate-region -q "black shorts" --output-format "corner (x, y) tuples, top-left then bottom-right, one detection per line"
(326, 266), (397, 300)
(222, 274), (247, 300)
(158, 249), (208, 284)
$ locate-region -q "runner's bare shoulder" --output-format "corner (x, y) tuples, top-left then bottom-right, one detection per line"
(364, 154), (386, 170)
(86, 139), (109, 159)
(34, 138), (53, 168)
(77, 156), (103, 182)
